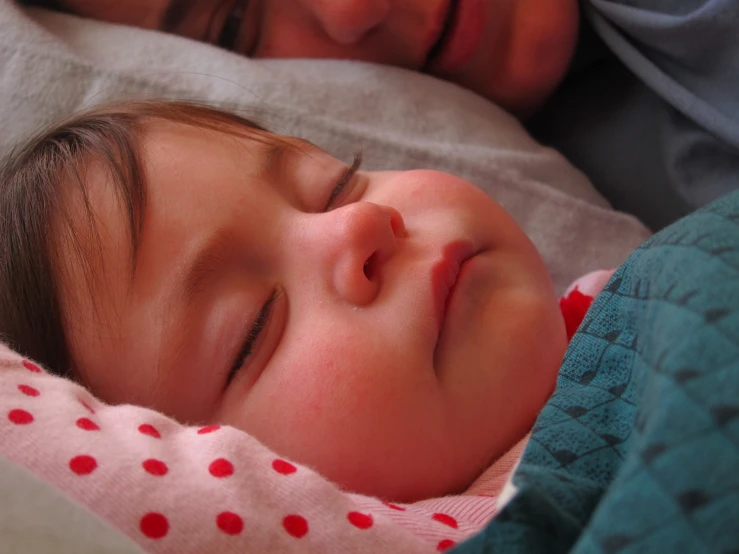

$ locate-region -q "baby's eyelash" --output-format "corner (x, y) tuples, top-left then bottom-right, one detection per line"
(227, 288), (282, 386)
(325, 152), (363, 211)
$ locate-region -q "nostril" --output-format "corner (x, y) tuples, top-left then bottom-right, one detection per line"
(389, 211), (406, 238)
(363, 253), (376, 280)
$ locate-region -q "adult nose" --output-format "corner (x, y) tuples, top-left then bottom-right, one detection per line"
(307, 202), (406, 306)
(300, 0), (392, 44)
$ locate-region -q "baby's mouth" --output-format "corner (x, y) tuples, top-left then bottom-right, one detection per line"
(431, 240), (476, 341)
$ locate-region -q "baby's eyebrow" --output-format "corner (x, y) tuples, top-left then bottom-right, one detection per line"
(260, 136), (326, 186)
(182, 227), (240, 307)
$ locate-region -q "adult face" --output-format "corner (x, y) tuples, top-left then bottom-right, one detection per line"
(59, 119), (566, 502)
(55, 0), (579, 115)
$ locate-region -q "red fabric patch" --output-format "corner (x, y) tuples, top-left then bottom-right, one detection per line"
(69, 455), (97, 475)
(216, 511), (244, 535)
(140, 512), (169, 539)
(272, 459), (297, 475)
(79, 400), (96, 414)
(559, 287), (595, 340)
(347, 511), (373, 529)
(138, 424), (161, 439)
(209, 458), (234, 478)
(76, 417), (100, 431)
(8, 409), (33, 425)
(142, 459), (169, 476)
(438, 539), (457, 551)
(432, 513), (458, 528)
(283, 514), (309, 538)
(17, 384), (39, 397)
(383, 502), (406, 511)
(197, 425), (220, 434)
(22, 360), (42, 373)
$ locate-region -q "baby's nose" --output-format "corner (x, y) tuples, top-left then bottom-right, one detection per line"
(326, 201), (405, 306)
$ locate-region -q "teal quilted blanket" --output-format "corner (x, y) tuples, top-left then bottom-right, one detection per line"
(453, 191), (739, 553)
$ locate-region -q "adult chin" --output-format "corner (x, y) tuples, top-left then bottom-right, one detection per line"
(493, 0), (581, 117)
(430, 0), (580, 118)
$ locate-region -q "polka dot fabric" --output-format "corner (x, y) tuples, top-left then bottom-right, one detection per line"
(0, 344), (509, 553)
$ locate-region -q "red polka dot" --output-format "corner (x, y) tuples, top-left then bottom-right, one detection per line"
(283, 514), (308, 538)
(432, 513), (458, 529)
(140, 512), (169, 539)
(437, 539), (456, 551)
(272, 459), (297, 475)
(138, 424), (161, 439)
(142, 459), (169, 476)
(383, 502), (406, 511)
(17, 384), (39, 397)
(347, 511), (373, 530)
(8, 409), (33, 425)
(69, 455), (97, 475)
(216, 511), (244, 535)
(76, 417), (100, 431)
(209, 458), (234, 478)
(197, 425), (220, 434)
(22, 360), (42, 373)
(79, 400), (96, 414)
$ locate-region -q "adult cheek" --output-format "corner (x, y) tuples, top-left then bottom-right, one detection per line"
(472, 0), (579, 116)
(510, 0), (579, 112)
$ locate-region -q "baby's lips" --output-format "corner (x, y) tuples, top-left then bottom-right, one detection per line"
(431, 240), (476, 332)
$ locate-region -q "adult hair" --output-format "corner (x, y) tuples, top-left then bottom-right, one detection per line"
(0, 100), (270, 379)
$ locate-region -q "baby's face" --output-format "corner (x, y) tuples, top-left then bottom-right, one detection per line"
(60, 120), (566, 501)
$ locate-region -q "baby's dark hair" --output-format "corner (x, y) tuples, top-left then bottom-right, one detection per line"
(0, 100), (271, 379)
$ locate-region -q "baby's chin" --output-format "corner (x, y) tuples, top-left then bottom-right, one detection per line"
(323, 409), (545, 503)
(341, 331), (564, 501)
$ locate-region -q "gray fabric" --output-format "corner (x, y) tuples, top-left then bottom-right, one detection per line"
(0, 455), (145, 554)
(0, 1), (651, 294)
(529, 0), (739, 230)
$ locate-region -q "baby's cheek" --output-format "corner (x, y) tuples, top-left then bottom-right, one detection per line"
(242, 334), (405, 470)
(275, 336), (388, 421)
(248, 332), (364, 426)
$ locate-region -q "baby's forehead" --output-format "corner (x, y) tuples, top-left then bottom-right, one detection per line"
(138, 119), (341, 182)
(60, 116), (336, 250)
(137, 117), (310, 156)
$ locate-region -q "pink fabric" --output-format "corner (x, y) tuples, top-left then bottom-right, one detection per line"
(562, 269), (615, 298)
(0, 271), (610, 553)
(560, 269), (616, 339)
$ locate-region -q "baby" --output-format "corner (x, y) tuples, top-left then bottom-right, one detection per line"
(0, 100), (569, 509)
